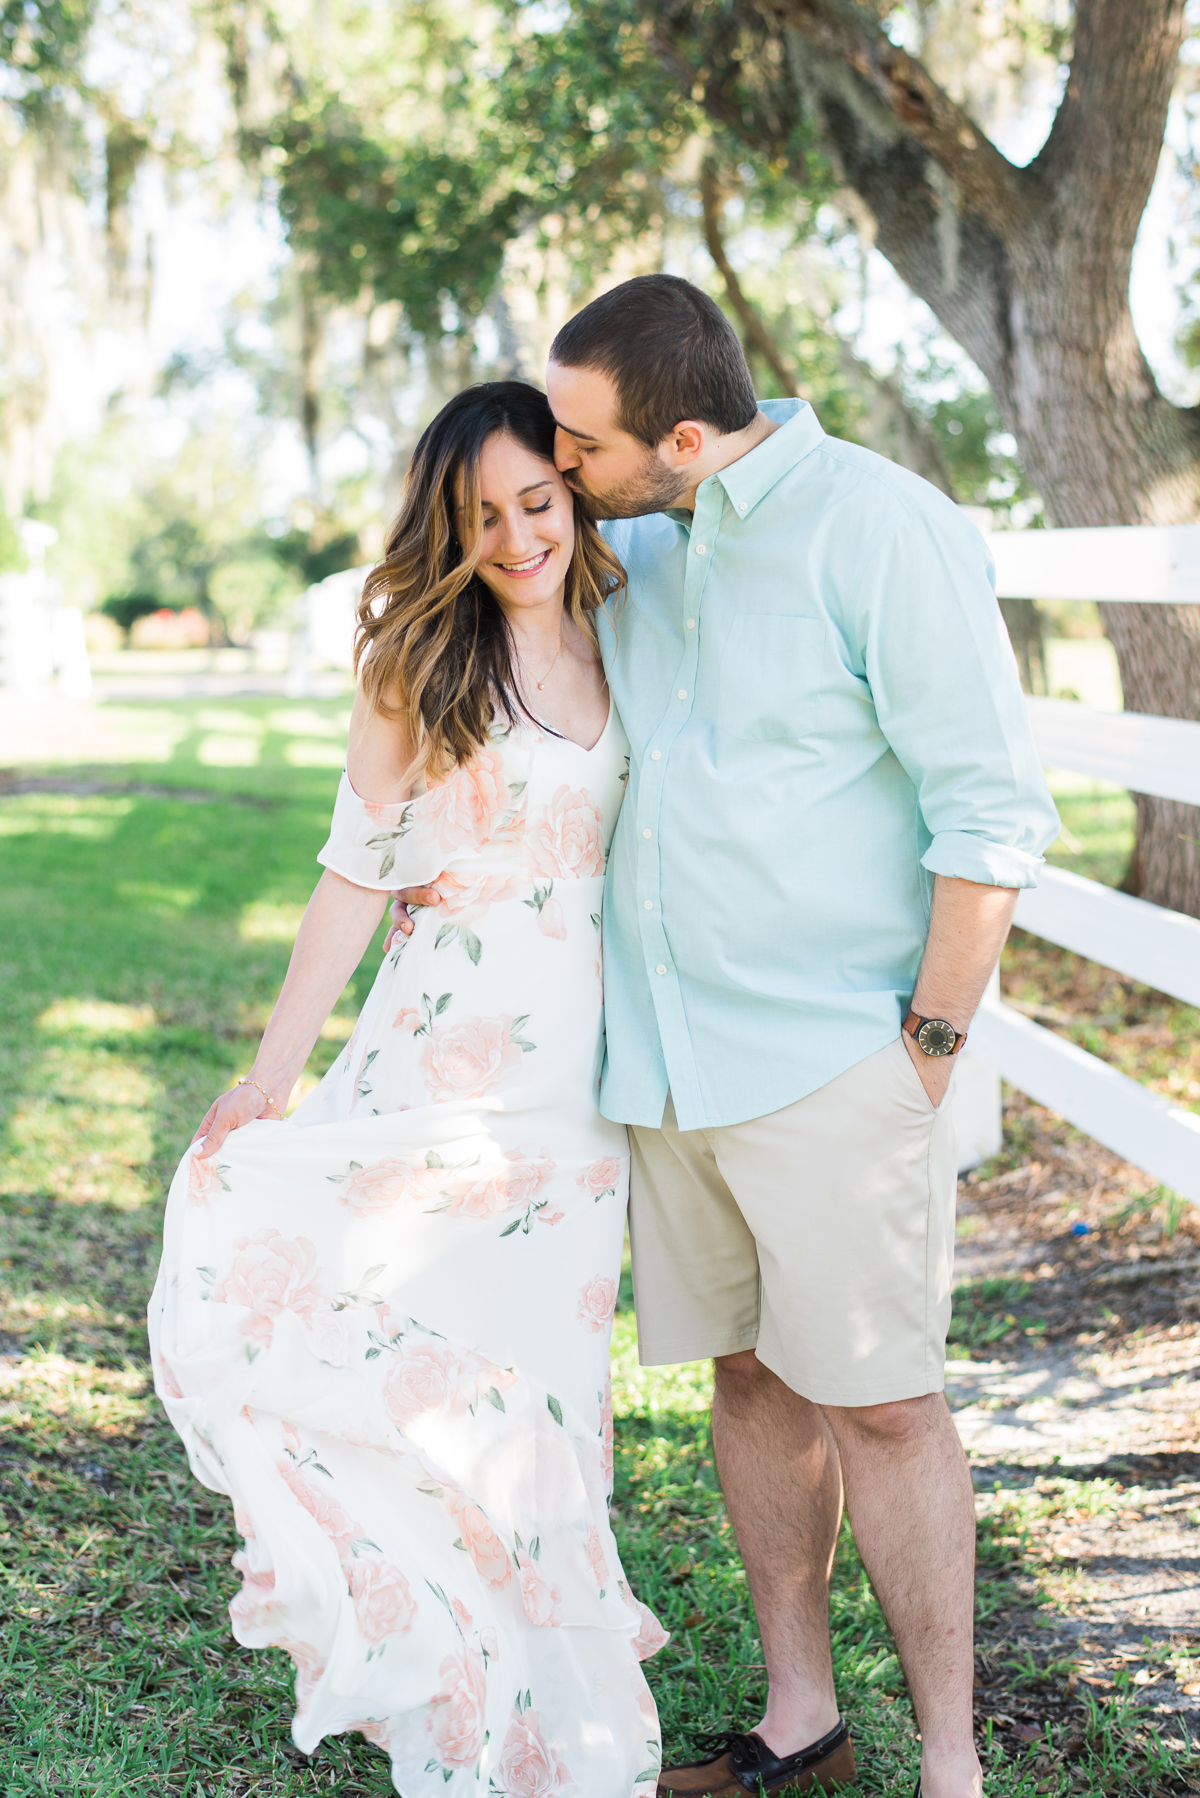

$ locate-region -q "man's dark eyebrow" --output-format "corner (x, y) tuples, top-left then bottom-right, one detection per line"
(553, 421), (600, 444)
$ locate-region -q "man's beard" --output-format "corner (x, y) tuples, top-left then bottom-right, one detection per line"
(565, 448), (690, 522)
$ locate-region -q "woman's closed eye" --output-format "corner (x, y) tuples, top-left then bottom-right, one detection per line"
(482, 498), (554, 528)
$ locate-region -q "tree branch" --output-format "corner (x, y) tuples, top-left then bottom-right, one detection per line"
(761, 0), (1029, 231)
(699, 159), (802, 397)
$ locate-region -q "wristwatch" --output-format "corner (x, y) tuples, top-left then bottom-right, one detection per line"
(902, 1010), (968, 1057)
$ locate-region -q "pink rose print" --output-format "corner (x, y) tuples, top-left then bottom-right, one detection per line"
(338, 1156), (438, 1215)
(576, 1275), (617, 1335)
(452, 1596), (473, 1633)
(498, 1707), (575, 1797)
(584, 1525), (609, 1592)
(233, 1501), (255, 1539)
(349, 1556), (417, 1644)
(351, 1717), (394, 1748)
(278, 1637), (326, 1713)
(448, 1147), (556, 1221)
(536, 895), (567, 939)
(392, 1006), (420, 1032)
(187, 1152), (228, 1207)
(517, 1551), (563, 1628)
(421, 1014), (526, 1101)
(229, 1565), (283, 1632)
(526, 784), (604, 879)
(279, 1460), (362, 1553)
(155, 1353), (184, 1400)
(479, 1624), (499, 1660)
(434, 869), (517, 925)
(600, 1374), (614, 1490)
(576, 1157), (621, 1199)
(383, 1341), (514, 1429)
(445, 1489), (512, 1590)
(429, 1643), (487, 1768)
(211, 1230), (327, 1342)
(630, 1596), (670, 1661)
(305, 1310), (352, 1366)
(424, 749), (509, 851)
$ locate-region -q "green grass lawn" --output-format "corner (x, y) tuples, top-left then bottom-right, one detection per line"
(0, 700), (1183, 1794)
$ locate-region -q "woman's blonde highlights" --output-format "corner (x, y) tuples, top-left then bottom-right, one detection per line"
(354, 383), (624, 781)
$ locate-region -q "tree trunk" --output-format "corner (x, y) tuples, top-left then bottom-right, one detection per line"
(651, 0), (1200, 916)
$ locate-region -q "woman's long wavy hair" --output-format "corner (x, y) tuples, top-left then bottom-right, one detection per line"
(355, 381), (624, 780)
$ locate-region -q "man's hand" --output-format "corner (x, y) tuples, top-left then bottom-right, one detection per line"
(383, 884), (443, 951)
(901, 1028), (956, 1110)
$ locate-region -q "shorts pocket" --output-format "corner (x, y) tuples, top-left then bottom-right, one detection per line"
(718, 613), (826, 745)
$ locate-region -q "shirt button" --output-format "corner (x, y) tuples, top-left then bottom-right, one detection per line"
(656, 964), (667, 975)
(695, 542), (707, 555)
(642, 828), (652, 839)
(738, 501), (748, 512)
(677, 689), (687, 700)
(686, 618), (695, 628)
(643, 899), (654, 911)
(650, 749), (661, 760)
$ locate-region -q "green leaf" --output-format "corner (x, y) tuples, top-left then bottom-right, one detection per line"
(484, 1386), (506, 1412)
(590, 912), (602, 929)
(499, 1217), (522, 1237)
(361, 1263), (387, 1283)
(425, 1150), (444, 1169)
(349, 1161), (362, 1171)
(546, 1394), (563, 1426)
(379, 846), (396, 879)
(463, 929), (482, 965)
(363, 1050), (378, 1069)
(435, 991), (453, 1015)
(434, 922), (458, 950)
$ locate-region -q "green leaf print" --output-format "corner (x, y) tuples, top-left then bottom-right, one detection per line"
(483, 1386), (506, 1412)
(546, 1395), (563, 1427)
(498, 1217), (522, 1238)
(434, 991), (452, 1015)
(366, 806), (414, 881)
(590, 913), (602, 930)
(462, 929), (482, 966)
(425, 1151), (444, 1169)
(434, 922), (458, 950)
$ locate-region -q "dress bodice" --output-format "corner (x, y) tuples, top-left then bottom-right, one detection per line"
(318, 703), (630, 893)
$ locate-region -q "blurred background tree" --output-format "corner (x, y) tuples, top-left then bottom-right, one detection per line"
(2, 0), (1198, 906)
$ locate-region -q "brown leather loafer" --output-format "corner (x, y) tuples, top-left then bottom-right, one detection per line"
(657, 1719), (855, 1795)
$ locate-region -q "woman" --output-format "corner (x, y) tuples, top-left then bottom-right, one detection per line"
(149, 382), (665, 1797)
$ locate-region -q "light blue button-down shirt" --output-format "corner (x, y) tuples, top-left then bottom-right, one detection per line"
(596, 399), (1059, 1133)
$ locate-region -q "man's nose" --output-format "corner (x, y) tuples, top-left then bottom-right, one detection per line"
(554, 427), (580, 471)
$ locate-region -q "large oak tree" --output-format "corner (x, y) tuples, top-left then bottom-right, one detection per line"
(650, 0), (1200, 916)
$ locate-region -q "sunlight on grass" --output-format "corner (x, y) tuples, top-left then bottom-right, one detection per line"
(285, 738), (346, 766)
(37, 1000), (157, 1034)
(238, 900), (306, 942)
(268, 706), (350, 738)
(197, 734), (261, 767)
(0, 1351), (150, 1438)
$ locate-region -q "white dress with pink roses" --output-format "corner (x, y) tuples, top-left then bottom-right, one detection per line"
(148, 701), (665, 1798)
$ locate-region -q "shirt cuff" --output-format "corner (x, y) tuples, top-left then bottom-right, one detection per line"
(921, 830), (1045, 890)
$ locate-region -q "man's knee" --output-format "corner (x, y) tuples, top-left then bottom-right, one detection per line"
(824, 1389), (949, 1450)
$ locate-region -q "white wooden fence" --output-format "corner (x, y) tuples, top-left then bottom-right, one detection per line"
(958, 523), (1200, 1200)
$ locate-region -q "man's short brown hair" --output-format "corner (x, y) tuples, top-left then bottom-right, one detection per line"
(549, 274), (758, 447)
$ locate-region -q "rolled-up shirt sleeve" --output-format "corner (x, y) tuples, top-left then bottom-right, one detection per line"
(854, 501), (1060, 889)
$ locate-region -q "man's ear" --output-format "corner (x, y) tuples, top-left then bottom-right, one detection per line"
(661, 420), (708, 467)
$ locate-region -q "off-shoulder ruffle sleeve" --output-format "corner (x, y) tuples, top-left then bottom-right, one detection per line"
(316, 772), (448, 890)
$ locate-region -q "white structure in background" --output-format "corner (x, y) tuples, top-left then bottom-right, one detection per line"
(966, 521), (1200, 1200)
(0, 519), (92, 698)
(286, 529), (1200, 1196)
(286, 564), (372, 695)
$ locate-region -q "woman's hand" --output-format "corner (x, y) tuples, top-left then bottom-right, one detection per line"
(192, 1083), (283, 1159)
(383, 884), (443, 950)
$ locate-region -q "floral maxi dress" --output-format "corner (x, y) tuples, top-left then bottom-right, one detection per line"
(148, 702), (666, 1798)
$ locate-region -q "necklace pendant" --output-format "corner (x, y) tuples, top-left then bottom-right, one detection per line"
(537, 681), (545, 690)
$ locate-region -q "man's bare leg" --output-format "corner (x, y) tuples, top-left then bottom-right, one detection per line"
(824, 1393), (981, 1798)
(711, 1351), (843, 1751)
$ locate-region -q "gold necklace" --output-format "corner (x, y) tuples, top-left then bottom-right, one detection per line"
(520, 622), (565, 692)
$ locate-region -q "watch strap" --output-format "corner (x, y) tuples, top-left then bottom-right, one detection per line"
(902, 1010), (968, 1055)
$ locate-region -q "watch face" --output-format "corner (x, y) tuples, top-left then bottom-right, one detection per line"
(916, 1019), (957, 1057)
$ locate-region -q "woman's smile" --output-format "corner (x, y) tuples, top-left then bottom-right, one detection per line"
(493, 547), (553, 578)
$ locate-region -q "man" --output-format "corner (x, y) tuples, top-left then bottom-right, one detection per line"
(398, 274), (1058, 1798)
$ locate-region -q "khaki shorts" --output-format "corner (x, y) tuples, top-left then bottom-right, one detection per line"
(628, 1036), (958, 1407)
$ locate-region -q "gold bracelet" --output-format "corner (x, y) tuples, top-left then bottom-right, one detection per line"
(237, 1076), (285, 1120)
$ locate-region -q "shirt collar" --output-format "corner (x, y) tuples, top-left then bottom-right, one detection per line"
(710, 399), (825, 518)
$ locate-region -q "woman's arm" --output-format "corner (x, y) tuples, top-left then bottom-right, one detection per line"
(193, 870), (388, 1157)
(194, 686), (416, 1158)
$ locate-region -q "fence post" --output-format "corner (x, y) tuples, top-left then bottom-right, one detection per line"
(955, 965), (1003, 1173)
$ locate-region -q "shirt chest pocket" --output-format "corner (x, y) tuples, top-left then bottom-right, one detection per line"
(717, 612), (827, 745)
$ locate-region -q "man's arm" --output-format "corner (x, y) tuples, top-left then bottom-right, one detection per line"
(904, 874), (1017, 1104)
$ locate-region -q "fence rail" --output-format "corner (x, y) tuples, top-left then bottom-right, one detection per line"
(959, 520), (1200, 1203)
